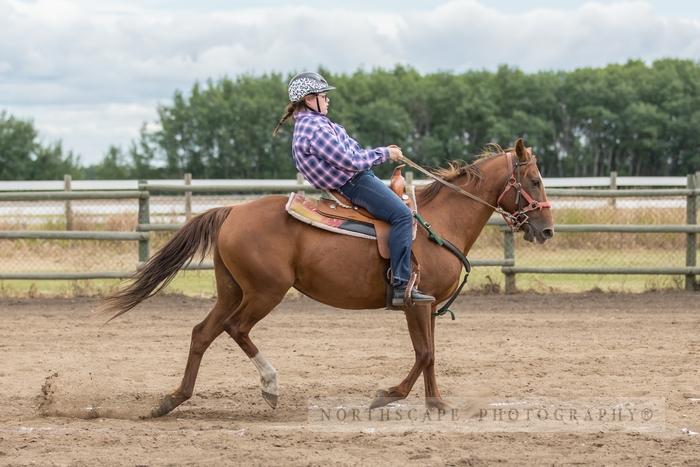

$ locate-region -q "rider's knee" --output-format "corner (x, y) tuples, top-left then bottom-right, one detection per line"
(392, 205), (413, 225)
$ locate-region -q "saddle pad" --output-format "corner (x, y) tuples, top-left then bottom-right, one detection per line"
(285, 192), (377, 240)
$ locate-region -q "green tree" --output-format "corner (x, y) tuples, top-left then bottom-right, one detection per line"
(0, 111), (36, 179)
(29, 142), (82, 180)
(88, 145), (132, 179)
(0, 111), (82, 180)
(127, 60), (700, 179)
(138, 74), (291, 178)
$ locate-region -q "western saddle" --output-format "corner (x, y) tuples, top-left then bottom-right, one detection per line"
(285, 166), (417, 260)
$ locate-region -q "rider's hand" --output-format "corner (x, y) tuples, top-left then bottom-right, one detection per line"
(388, 146), (403, 162)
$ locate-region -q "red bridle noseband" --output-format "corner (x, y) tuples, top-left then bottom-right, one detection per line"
(496, 151), (552, 230)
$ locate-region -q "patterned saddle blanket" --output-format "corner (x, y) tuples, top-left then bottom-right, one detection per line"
(284, 168), (416, 260)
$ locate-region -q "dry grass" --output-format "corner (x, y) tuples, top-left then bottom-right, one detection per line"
(0, 239), (138, 272)
(0, 199), (695, 297)
(0, 203), (694, 271)
(475, 204), (690, 249)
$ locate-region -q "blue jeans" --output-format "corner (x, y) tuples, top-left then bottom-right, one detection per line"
(339, 171), (413, 285)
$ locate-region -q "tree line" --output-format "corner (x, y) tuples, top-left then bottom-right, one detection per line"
(2, 59), (699, 180)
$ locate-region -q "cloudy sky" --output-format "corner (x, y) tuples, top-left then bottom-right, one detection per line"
(2, 0), (699, 165)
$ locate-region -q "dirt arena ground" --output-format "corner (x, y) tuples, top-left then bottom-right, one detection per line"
(1, 291), (699, 465)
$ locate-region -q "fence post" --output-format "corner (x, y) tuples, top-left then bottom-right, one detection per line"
(184, 173), (192, 221)
(406, 170), (414, 187)
(137, 180), (150, 264)
(503, 228), (516, 293)
(609, 171), (617, 208)
(64, 174), (73, 230)
(296, 173), (305, 193)
(687, 173), (698, 291)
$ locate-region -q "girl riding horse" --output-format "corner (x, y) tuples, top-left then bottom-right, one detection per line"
(273, 71), (434, 307)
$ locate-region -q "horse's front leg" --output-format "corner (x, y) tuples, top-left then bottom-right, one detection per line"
(370, 302), (433, 409)
(423, 307), (451, 411)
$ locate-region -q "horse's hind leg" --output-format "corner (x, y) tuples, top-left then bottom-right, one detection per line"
(151, 252), (241, 418)
(223, 287), (289, 409)
(370, 302), (434, 409)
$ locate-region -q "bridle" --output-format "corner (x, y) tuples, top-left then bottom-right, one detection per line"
(496, 151), (552, 230)
(399, 151), (551, 231)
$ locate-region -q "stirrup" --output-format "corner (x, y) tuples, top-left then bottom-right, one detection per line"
(391, 285), (435, 307)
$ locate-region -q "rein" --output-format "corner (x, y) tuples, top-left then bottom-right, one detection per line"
(401, 151), (552, 319)
(399, 152), (551, 231)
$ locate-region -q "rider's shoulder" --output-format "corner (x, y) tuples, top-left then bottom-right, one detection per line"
(297, 111), (325, 125)
(301, 113), (335, 131)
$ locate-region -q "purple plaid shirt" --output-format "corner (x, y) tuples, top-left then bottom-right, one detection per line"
(292, 111), (390, 190)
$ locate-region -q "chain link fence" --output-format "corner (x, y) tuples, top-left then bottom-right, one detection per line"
(0, 175), (697, 295)
(0, 197), (139, 275)
(469, 194), (694, 292)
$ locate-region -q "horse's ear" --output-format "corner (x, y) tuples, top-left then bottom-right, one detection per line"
(514, 138), (528, 162)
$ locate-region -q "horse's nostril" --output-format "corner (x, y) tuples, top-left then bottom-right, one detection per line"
(542, 228), (554, 239)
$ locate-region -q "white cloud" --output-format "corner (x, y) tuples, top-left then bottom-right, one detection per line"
(5, 102), (159, 164)
(1, 0), (699, 164)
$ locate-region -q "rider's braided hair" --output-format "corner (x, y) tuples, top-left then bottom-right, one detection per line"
(272, 101), (307, 136)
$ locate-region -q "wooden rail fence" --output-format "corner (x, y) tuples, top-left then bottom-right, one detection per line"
(0, 173), (697, 292)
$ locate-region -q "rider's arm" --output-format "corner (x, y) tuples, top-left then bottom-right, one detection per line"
(308, 123), (389, 172)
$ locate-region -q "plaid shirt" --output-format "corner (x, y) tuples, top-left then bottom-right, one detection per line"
(292, 111), (390, 190)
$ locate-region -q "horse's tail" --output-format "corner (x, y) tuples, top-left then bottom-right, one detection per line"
(101, 206), (233, 322)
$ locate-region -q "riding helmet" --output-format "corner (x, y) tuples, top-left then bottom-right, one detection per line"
(288, 72), (336, 103)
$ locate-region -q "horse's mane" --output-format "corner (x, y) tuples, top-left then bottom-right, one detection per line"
(416, 144), (506, 205)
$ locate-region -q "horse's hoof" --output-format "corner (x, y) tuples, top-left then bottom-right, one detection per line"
(262, 391), (278, 409)
(369, 389), (402, 410)
(150, 395), (175, 418)
(425, 397), (453, 411)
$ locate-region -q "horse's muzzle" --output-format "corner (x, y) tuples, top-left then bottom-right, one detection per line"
(523, 224), (554, 244)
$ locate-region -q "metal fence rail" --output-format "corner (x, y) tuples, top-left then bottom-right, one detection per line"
(520, 174), (697, 291)
(0, 189), (149, 280)
(0, 231), (147, 240)
(0, 173), (697, 292)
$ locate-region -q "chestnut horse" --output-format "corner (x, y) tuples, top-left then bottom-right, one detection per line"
(102, 138), (554, 417)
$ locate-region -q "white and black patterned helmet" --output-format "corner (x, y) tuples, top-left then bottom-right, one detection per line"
(288, 72), (336, 103)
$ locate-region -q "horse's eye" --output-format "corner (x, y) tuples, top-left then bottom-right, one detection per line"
(532, 179), (541, 187)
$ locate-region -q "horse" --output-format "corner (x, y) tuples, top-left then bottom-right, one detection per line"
(101, 138), (554, 417)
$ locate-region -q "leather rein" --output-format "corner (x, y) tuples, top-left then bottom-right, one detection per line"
(399, 151), (551, 231)
(402, 151), (552, 320)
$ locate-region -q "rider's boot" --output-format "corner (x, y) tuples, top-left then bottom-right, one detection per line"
(392, 283), (435, 307)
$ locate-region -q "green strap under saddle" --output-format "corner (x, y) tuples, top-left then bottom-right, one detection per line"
(413, 213), (472, 320)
